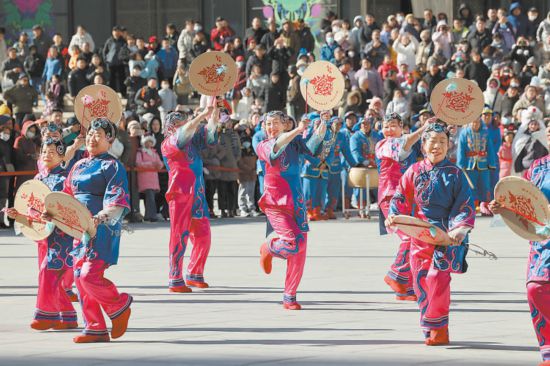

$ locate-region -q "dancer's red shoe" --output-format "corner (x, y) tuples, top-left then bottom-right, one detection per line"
(186, 280), (209, 288)
(111, 308), (131, 339)
(30, 319), (60, 330)
(169, 285), (192, 293)
(73, 334), (110, 343)
(425, 326), (449, 346)
(395, 295), (417, 301)
(260, 243), (273, 274)
(53, 321), (78, 330)
(283, 302), (302, 310)
(384, 275), (408, 294)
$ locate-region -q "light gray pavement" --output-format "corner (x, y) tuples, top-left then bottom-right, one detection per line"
(0, 215), (541, 365)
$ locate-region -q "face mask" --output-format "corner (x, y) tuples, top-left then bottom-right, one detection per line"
(348, 51), (355, 58)
(528, 15), (537, 21)
(396, 15), (404, 23)
(242, 141), (251, 149)
(510, 82), (519, 88)
(326, 37), (334, 44)
(332, 26), (341, 33)
(26, 131), (35, 139)
(236, 62), (244, 68)
(417, 86), (426, 93)
(194, 25), (202, 32)
(0, 132), (9, 141)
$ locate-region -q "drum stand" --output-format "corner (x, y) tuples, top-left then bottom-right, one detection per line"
(341, 172), (372, 220)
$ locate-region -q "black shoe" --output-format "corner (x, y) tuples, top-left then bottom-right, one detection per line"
(221, 210), (228, 218)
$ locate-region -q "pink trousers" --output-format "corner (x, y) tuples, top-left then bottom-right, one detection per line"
(168, 197), (211, 288)
(74, 259), (132, 335)
(264, 208), (307, 304)
(380, 199), (414, 297)
(34, 248), (77, 323)
(527, 282), (550, 361)
(410, 244), (451, 337)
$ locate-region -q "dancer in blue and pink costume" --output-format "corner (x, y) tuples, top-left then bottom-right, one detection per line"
(257, 111), (327, 310)
(377, 112), (426, 301)
(388, 122), (475, 346)
(161, 106), (217, 292)
(491, 154), (550, 365)
(6, 138), (78, 331)
(63, 118), (132, 343)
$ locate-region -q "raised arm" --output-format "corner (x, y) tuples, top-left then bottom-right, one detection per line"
(176, 106), (214, 148)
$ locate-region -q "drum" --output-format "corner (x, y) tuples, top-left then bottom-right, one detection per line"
(13, 180), (52, 241)
(348, 167), (379, 188)
(494, 176), (549, 241)
(44, 192), (96, 238)
(391, 215), (451, 246)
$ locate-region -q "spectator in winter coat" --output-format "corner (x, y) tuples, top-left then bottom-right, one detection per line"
(363, 30), (389, 68)
(69, 25), (95, 52)
(23, 45), (45, 93)
(432, 21), (452, 60)
(484, 77), (504, 112)
(508, 2), (529, 38)
(286, 66), (305, 119)
(392, 32), (418, 72)
(13, 120), (39, 190)
(320, 32), (338, 63)
(260, 19), (280, 51)
(245, 17), (267, 47)
(68, 56), (90, 97)
(31, 25), (52, 59)
(1, 47), (25, 87)
(3, 74), (38, 128)
(263, 73), (286, 113)
(210, 17), (235, 51)
(537, 11), (550, 44)
(464, 51), (490, 91)
(386, 89), (409, 122)
(218, 116), (241, 218)
(177, 20), (195, 65)
(136, 134), (164, 222)
(236, 121), (258, 217)
(135, 77), (161, 116)
(349, 16), (367, 54)
(124, 65), (146, 112)
(157, 39), (178, 82)
(102, 26), (126, 93)
(296, 20), (315, 53)
(41, 47), (63, 88)
(201, 143), (224, 217)
(468, 17), (493, 54)
(245, 44), (271, 77)
(158, 79), (177, 122)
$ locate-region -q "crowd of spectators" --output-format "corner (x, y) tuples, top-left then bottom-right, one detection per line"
(0, 2), (549, 228)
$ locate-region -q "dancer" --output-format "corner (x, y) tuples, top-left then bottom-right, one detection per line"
(6, 138), (78, 330)
(257, 111), (327, 310)
(387, 122), (475, 345)
(63, 118), (132, 343)
(377, 112), (426, 301)
(162, 106), (217, 292)
(490, 154), (550, 365)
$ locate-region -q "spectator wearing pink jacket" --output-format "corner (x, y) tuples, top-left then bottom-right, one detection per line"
(498, 131), (514, 179)
(136, 134), (164, 222)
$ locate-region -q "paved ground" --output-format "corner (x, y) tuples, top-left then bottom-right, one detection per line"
(0, 214), (541, 365)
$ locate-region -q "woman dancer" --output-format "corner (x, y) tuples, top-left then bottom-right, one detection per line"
(490, 154), (550, 365)
(161, 106), (217, 292)
(6, 138), (78, 330)
(63, 117), (132, 343)
(387, 122), (475, 345)
(257, 111), (327, 310)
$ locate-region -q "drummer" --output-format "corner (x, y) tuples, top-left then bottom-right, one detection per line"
(489, 154), (550, 365)
(387, 121), (475, 346)
(257, 111), (327, 310)
(376, 112), (427, 301)
(6, 138), (79, 331)
(62, 117), (132, 343)
(325, 116), (356, 219)
(302, 110), (335, 221)
(350, 116), (382, 217)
